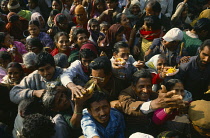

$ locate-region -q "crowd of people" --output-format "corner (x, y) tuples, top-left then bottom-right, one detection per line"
(0, 0), (210, 137)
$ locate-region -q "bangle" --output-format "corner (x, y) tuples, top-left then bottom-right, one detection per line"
(74, 112), (82, 115)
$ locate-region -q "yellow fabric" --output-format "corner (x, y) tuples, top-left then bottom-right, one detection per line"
(139, 38), (152, 60)
(191, 9), (210, 26)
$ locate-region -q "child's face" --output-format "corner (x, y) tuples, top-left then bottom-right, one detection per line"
(114, 47), (130, 61)
(100, 25), (109, 35)
(52, 1), (62, 11)
(0, 58), (10, 69)
(172, 83), (185, 98)
(90, 22), (99, 32)
(28, 0), (37, 9)
(65, 0), (73, 7)
(8, 67), (22, 84)
(143, 22), (152, 31)
(121, 14), (130, 28)
(74, 0), (82, 6)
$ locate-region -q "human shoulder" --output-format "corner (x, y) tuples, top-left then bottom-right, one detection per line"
(179, 56), (197, 70)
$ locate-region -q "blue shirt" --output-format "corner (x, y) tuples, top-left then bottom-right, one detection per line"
(81, 108), (125, 138)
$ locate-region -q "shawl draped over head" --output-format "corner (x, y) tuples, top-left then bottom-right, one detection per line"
(6, 12), (28, 40)
(31, 12), (45, 28)
(74, 5), (87, 25)
(54, 13), (64, 26)
(145, 54), (162, 74)
(101, 24), (124, 47)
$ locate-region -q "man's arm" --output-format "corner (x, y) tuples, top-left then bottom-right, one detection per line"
(81, 109), (100, 138)
(10, 73), (45, 104)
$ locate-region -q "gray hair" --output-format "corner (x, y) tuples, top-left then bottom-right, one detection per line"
(54, 53), (69, 68)
(23, 52), (37, 68)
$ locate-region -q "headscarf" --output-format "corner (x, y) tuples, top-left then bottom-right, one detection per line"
(87, 19), (103, 44)
(101, 24), (124, 47)
(75, 5), (88, 25)
(145, 54), (161, 74)
(31, 12), (45, 28)
(80, 42), (98, 56)
(54, 13), (64, 26)
(124, 0), (141, 18)
(191, 9), (210, 26)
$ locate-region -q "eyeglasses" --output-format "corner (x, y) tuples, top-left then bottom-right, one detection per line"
(90, 76), (105, 82)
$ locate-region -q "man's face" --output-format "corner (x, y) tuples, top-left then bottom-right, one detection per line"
(88, 99), (111, 127)
(162, 40), (179, 51)
(114, 47), (130, 61)
(38, 64), (55, 81)
(90, 22), (99, 33)
(100, 25), (109, 35)
(199, 46), (210, 67)
(76, 33), (88, 48)
(145, 7), (158, 16)
(132, 78), (152, 101)
(91, 69), (111, 87)
(53, 91), (71, 111)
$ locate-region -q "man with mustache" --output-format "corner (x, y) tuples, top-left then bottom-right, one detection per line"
(10, 52), (63, 104)
(175, 39), (210, 100)
(81, 91), (125, 138)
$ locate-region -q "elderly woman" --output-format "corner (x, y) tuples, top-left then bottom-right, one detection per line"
(145, 54), (169, 92)
(22, 52), (37, 75)
(122, 0), (142, 27)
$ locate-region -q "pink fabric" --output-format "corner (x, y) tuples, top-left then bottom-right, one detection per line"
(0, 67), (6, 82)
(152, 108), (178, 125)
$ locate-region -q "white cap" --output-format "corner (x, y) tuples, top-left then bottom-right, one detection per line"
(129, 132), (154, 138)
(162, 28), (183, 42)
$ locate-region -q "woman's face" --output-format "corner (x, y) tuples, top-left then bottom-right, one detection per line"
(121, 14), (130, 28)
(53, 91), (71, 111)
(156, 58), (166, 73)
(1, 1), (8, 12)
(7, 67), (23, 84)
(3, 34), (12, 47)
(171, 82), (185, 97)
(115, 31), (124, 42)
(143, 22), (152, 31)
(52, 1), (62, 11)
(56, 35), (69, 52)
(28, 24), (40, 37)
(130, 5), (140, 15)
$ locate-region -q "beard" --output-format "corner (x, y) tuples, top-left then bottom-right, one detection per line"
(197, 55), (209, 67)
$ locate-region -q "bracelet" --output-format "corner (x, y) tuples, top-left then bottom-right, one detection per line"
(74, 112), (82, 115)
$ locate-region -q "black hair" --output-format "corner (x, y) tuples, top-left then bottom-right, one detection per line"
(42, 89), (57, 110)
(100, 21), (110, 29)
(28, 20), (40, 27)
(0, 51), (12, 61)
(79, 48), (97, 59)
(88, 18), (99, 26)
(7, 62), (23, 72)
(89, 56), (111, 75)
(54, 31), (69, 44)
(144, 15), (161, 30)
(193, 18), (210, 33)
(29, 0), (38, 4)
(131, 69), (152, 86)
(113, 41), (129, 53)
(165, 79), (183, 91)
(72, 27), (88, 42)
(146, 1), (161, 13)
(8, 14), (19, 23)
(115, 13), (123, 24)
(54, 53), (69, 68)
(50, 9), (60, 17)
(26, 37), (44, 50)
(22, 113), (55, 138)
(0, 32), (7, 44)
(106, 0), (118, 3)
(52, 0), (62, 8)
(36, 52), (55, 68)
(0, 20), (6, 32)
(18, 98), (43, 118)
(85, 91), (109, 109)
(200, 39), (210, 51)
(55, 14), (67, 23)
